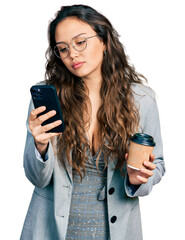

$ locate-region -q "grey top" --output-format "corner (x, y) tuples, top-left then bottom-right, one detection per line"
(66, 149), (109, 239)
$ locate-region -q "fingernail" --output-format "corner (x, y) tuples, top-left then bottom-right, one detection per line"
(51, 110), (56, 114)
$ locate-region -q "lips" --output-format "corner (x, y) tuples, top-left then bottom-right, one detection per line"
(72, 62), (84, 69)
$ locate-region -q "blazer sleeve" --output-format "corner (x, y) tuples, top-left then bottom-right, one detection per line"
(125, 86), (166, 197)
(23, 100), (55, 188)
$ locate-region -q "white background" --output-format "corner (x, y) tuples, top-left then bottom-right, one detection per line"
(0, 0), (184, 239)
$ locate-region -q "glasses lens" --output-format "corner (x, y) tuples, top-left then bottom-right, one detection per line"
(54, 44), (68, 59)
(73, 36), (87, 51)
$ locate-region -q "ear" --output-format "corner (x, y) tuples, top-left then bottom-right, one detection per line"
(101, 41), (106, 51)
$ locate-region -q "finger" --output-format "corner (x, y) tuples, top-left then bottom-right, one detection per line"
(29, 106), (46, 121)
(44, 132), (62, 139)
(143, 161), (156, 170)
(41, 120), (62, 133)
(140, 168), (154, 177)
(125, 153), (128, 161)
(136, 175), (148, 184)
(35, 131), (61, 144)
(36, 110), (57, 124)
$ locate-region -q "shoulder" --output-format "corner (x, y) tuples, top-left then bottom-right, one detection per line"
(131, 83), (158, 126)
(131, 83), (155, 101)
(131, 83), (156, 109)
(36, 80), (47, 86)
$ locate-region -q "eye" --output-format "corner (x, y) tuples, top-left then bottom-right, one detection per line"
(57, 43), (68, 53)
(76, 40), (86, 46)
(59, 48), (68, 53)
(74, 36), (86, 46)
(58, 46), (68, 53)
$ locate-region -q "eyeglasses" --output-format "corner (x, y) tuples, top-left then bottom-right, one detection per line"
(54, 34), (98, 59)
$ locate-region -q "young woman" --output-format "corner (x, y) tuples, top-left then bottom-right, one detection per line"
(20, 4), (165, 240)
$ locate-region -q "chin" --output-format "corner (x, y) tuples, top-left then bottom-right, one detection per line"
(71, 70), (89, 79)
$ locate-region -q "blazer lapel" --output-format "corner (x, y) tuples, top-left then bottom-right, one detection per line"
(63, 151), (73, 183)
(107, 156), (117, 186)
(52, 136), (73, 183)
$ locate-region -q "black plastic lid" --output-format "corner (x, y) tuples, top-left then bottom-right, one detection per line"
(130, 133), (156, 147)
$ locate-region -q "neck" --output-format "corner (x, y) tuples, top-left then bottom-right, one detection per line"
(82, 75), (102, 94)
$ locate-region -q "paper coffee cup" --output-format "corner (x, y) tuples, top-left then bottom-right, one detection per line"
(127, 133), (155, 170)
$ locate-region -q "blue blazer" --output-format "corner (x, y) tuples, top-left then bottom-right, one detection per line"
(20, 83), (165, 240)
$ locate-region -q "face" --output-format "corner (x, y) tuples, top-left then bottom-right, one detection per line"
(55, 17), (106, 81)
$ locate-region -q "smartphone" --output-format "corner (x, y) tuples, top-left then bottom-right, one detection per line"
(30, 85), (65, 133)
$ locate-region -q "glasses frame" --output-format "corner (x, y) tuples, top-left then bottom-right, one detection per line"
(54, 34), (98, 59)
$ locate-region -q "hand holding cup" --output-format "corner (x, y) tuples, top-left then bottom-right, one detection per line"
(126, 133), (156, 185)
(126, 153), (156, 185)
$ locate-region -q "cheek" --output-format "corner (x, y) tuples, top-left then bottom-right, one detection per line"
(88, 45), (104, 66)
(61, 60), (72, 72)
(90, 42), (104, 58)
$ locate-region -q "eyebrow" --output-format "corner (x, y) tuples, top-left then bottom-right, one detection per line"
(56, 33), (87, 45)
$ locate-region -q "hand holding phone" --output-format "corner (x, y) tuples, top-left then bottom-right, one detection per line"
(29, 85), (65, 155)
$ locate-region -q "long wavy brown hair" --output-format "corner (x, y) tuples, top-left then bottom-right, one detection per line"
(45, 5), (146, 177)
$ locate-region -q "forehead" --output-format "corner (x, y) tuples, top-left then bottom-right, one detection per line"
(55, 17), (95, 42)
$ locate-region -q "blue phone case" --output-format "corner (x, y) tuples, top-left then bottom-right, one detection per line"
(30, 85), (65, 133)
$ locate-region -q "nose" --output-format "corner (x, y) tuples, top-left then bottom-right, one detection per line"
(68, 44), (79, 59)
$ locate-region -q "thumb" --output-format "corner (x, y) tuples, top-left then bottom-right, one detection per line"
(149, 153), (155, 162)
(125, 153), (128, 162)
